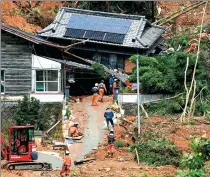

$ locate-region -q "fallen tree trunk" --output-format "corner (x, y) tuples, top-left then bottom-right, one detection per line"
(74, 158), (95, 165)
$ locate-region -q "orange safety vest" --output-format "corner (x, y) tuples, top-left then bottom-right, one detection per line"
(63, 156), (71, 166)
(69, 126), (78, 134)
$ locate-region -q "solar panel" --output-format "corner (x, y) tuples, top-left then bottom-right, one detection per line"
(64, 28), (85, 38)
(85, 31), (105, 41)
(67, 14), (132, 34)
(104, 33), (125, 44)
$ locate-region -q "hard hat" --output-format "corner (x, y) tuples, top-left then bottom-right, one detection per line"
(65, 151), (70, 155)
(114, 79), (117, 81)
(95, 83), (98, 86)
(74, 122), (79, 125)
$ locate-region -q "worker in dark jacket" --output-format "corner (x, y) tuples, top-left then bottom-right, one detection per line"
(104, 107), (114, 130)
(109, 75), (115, 95)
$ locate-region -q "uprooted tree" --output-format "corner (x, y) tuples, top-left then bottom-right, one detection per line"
(129, 41), (210, 121)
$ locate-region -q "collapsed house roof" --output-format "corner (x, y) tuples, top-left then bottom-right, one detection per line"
(1, 23), (64, 48)
(38, 7), (165, 50)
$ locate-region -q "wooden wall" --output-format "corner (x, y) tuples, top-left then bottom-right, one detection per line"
(1, 31), (32, 96)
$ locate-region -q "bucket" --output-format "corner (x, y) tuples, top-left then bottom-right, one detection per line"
(68, 138), (73, 144)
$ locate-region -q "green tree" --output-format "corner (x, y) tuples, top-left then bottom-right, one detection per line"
(13, 95), (42, 130)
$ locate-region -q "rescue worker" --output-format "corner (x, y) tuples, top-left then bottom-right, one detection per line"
(69, 122), (83, 137)
(107, 129), (115, 157)
(98, 80), (107, 102)
(91, 83), (99, 106)
(112, 79), (118, 96)
(104, 107), (114, 130)
(109, 75), (115, 95)
(60, 151), (71, 177)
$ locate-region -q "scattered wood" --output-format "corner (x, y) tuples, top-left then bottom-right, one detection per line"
(46, 119), (62, 134)
(53, 145), (68, 150)
(65, 135), (84, 140)
(140, 104), (149, 118)
(122, 118), (134, 124)
(135, 148), (140, 165)
(74, 157), (95, 165)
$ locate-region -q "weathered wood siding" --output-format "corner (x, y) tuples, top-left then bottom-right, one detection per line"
(1, 31), (32, 96)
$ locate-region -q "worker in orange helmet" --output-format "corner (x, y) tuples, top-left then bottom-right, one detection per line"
(107, 129), (115, 158)
(98, 80), (107, 102)
(60, 151), (72, 177)
(91, 83), (99, 106)
(69, 122), (83, 137)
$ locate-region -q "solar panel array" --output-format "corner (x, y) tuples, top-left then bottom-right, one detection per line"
(64, 14), (132, 44)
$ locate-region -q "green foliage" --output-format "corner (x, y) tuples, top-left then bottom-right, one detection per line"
(91, 63), (108, 79)
(122, 87), (133, 93)
(13, 95), (62, 130)
(177, 137), (210, 177)
(144, 96), (184, 116)
(13, 95), (42, 130)
(183, 122), (195, 126)
(65, 107), (71, 119)
(129, 52), (198, 94)
(115, 140), (124, 147)
(131, 139), (181, 167)
(168, 35), (190, 50)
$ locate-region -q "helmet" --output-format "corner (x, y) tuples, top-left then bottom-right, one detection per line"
(65, 151), (70, 155)
(114, 79), (117, 81)
(74, 122), (79, 125)
(110, 129), (114, 133)
(95, 83), (98, 87)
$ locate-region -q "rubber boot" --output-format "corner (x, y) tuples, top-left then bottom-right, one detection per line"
(111, 152), (114, 158)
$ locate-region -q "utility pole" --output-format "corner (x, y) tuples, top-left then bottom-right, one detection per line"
(136, 55), (141, 137)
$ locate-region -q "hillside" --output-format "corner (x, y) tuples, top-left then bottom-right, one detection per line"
(2, 1), (210, 36)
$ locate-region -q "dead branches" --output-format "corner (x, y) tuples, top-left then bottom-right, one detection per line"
(180, 1), (208, 122)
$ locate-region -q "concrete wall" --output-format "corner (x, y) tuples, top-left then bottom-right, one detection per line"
(118, 93), (164, 116)
(118, 93), (163, 104)
(30, 93), (63, 103)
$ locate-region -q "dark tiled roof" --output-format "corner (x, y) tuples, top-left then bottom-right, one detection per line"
(1, 23), (64, 48)
(38, 7), (165, 50)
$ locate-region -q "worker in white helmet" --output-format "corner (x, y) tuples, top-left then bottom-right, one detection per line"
(60, 151), (71, 177)
(91, 83), (99, 106)
(69, 122), (83, 137)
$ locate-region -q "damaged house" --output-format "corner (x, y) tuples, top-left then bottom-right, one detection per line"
(38, 7), (165, 73)
(1, 7), (165, 98)
(1, 23), (92, 101)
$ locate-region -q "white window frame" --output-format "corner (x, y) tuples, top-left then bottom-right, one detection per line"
(1, 70), (5, 94)
(35, 69), (59, 93)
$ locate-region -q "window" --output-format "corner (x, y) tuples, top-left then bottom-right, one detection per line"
(35, 70), (58, 92)
(109, 54), (117, 69)
(1, 70), (5, 93)
(101, 54), (110, 67)
(117, 56), (124, 69)
(28, 129), (35, 141)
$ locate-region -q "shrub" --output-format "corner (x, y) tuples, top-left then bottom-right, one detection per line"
(131, 139), (181, 166)
(91, 62), (108, 79)
(115, 140), (124, 147)
(177, 137), (210, 177)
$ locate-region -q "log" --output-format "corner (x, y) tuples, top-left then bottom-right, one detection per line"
(123, 118), (134, 124)
(74, 157), (95, 165)
(135, 148), (140, 165)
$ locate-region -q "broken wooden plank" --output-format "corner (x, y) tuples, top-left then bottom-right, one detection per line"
(123, 118), (135, 124)
(53, 144), (68, 150)
(74, 157), (95, 165)
(65, 135), (84, 140)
